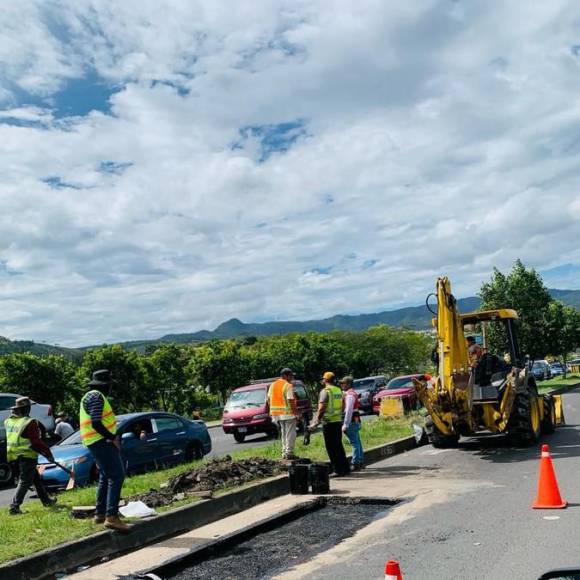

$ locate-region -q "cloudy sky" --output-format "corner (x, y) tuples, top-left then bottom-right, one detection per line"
(1, 1), (580, 346)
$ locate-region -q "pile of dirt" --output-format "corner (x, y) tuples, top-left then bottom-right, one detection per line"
(128, 456), (285, 508)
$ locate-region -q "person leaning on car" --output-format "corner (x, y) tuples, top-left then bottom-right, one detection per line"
(5, 396), (56, 515)
(268, 368), (298, 460)
(79, 369), (130, 533)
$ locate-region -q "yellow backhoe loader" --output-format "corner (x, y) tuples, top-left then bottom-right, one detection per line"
(415, 277), (563, 447)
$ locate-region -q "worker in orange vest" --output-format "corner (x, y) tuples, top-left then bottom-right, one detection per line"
(268, 368), (298, 460)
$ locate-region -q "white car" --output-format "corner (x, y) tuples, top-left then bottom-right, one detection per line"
(0, 392), (56, 442)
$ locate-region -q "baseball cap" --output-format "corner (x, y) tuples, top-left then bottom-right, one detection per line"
(322, 371), (335, 381)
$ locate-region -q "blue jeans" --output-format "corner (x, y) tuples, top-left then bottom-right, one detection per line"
(345, 422), (364, 466)
(88, 439), (125, 517)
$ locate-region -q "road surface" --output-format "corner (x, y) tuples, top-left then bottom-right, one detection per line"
(285, 389), (580, 580)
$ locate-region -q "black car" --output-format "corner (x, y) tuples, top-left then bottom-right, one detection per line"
(531, 360), (552, 381)
(352, 375), (388, 414)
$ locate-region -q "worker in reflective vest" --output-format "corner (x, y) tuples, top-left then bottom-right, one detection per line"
(79, 369), (129, 533)
(268, 368), (298, 460)
(340, 376), (364, 470)
(311, 372), (350, 476)
(4, 396), (55, 515)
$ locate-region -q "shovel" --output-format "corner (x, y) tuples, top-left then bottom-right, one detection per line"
(54, 461), (76, 491)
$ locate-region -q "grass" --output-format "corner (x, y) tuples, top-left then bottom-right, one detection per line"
(0, 415), (415, 565)
(538, 374), (580, 394)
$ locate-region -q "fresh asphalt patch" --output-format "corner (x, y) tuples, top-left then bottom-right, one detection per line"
(124, 498), (396, 580)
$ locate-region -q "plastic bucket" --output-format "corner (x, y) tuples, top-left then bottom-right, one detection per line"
(289, 463), (310, 494)
(309, 463), (330, 494)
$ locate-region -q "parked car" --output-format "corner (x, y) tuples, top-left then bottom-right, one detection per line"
(37, 411), (212, 489)
(550, 362), (566, 376)
(222, 380), (313, 443)
(0, 393), (55, 442)
(531, 360), (552, 381)
(352, 376), (388, 414)
(372, 374), (422, 414)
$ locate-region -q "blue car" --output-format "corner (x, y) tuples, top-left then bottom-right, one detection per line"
(38, 412), (212, 489)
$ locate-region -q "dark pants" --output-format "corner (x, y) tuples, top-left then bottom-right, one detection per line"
(88, 439), (125, 517)
(10, 457), (52, 511)
(322, 422), (350, 476)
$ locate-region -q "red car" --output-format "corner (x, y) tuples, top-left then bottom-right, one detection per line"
(222, 380), (313, 443)
(372, 374), (423, 414)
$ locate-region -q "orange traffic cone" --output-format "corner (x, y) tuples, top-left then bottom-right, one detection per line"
(385, 560), (403, 580)
(532, 444), (567, 509)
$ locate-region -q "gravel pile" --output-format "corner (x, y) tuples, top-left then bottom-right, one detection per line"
(128, 456), (284, 508)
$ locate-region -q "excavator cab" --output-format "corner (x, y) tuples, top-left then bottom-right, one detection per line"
(460, 310), (520, 403)
(416, 277), (561, 448)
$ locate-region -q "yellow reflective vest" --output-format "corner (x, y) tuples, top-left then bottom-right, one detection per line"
(5, 416), (37, 461)
(323, 385), (343, 424)
(79, 390), (117, 447)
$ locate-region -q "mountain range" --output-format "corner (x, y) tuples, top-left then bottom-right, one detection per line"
(1, 288), (579, 356)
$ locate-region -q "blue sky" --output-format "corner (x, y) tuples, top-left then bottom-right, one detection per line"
(1, 1), (580, 345)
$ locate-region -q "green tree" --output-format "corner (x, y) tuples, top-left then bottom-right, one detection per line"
(545, 301), (580, 372)
(0, 353), (77, 412)
(187, 340), (249, 402)
(78, 345), (149, 413)
(479, 260), (554, 359)
(146, 343), (191, 413)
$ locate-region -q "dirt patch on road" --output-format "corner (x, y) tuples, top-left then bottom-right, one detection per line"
(128, 456), (285, 508)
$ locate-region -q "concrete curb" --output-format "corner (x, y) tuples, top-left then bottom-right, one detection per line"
(0, 434), (417, 580)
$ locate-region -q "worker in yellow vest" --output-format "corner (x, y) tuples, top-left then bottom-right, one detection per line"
(310, 372), (350, 476)
(79, 370), (130, 533)
(5, 397), (56, 515)
(268, 368), (298, 460)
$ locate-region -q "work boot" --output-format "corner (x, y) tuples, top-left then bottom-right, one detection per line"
(104, 515), (131, 533)
(43, 497), (57, 508)
(8, 506), (22, 516)
(94, 513), (106, 524)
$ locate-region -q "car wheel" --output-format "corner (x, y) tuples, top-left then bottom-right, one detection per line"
(185, 441), (203, 461)
(0, 462), (13, 486)
(233, 431), (246, 443)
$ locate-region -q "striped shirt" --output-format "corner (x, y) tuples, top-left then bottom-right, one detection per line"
(83, 391), (105, 422)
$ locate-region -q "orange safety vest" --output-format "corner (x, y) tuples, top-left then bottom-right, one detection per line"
(268, 379), (293, 416)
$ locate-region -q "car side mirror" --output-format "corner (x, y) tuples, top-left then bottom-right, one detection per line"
(121, 432), (136, 441)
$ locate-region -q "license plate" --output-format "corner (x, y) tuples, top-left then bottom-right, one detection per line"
(238, 427), (247, 433)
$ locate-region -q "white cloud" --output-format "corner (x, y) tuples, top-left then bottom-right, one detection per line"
(0, 0), (580, 345)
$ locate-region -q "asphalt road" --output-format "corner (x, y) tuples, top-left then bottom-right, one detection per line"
(296, 389), (580, 580)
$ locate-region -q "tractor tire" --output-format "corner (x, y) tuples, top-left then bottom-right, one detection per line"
(541, 395), (556, 435)
(508, 387), (541, 446)
(425, 416), (459, 448)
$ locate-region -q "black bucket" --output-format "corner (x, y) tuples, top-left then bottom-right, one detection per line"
(289, 463), (310, 494)
(309, 463), (330, 494)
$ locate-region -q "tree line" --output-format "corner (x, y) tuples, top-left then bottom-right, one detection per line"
(0, 326), (432, 419)
(1, 260), (577, 421)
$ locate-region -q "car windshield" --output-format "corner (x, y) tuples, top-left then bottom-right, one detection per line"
(59, 417), (128, 445)
(0, 396), (16, 411)
(532, 362), (544, 369)
(353, 379), (376, 391)
(225, 389), (266, 410)
(387, 377), (414, 389)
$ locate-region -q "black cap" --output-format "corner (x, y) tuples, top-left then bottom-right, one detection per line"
(88, 369), (112, 387)
(280, 368), (294, 376)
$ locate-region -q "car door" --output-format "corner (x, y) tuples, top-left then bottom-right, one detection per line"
(152, 415), (188, 466)
(120, 417), (159, 473)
